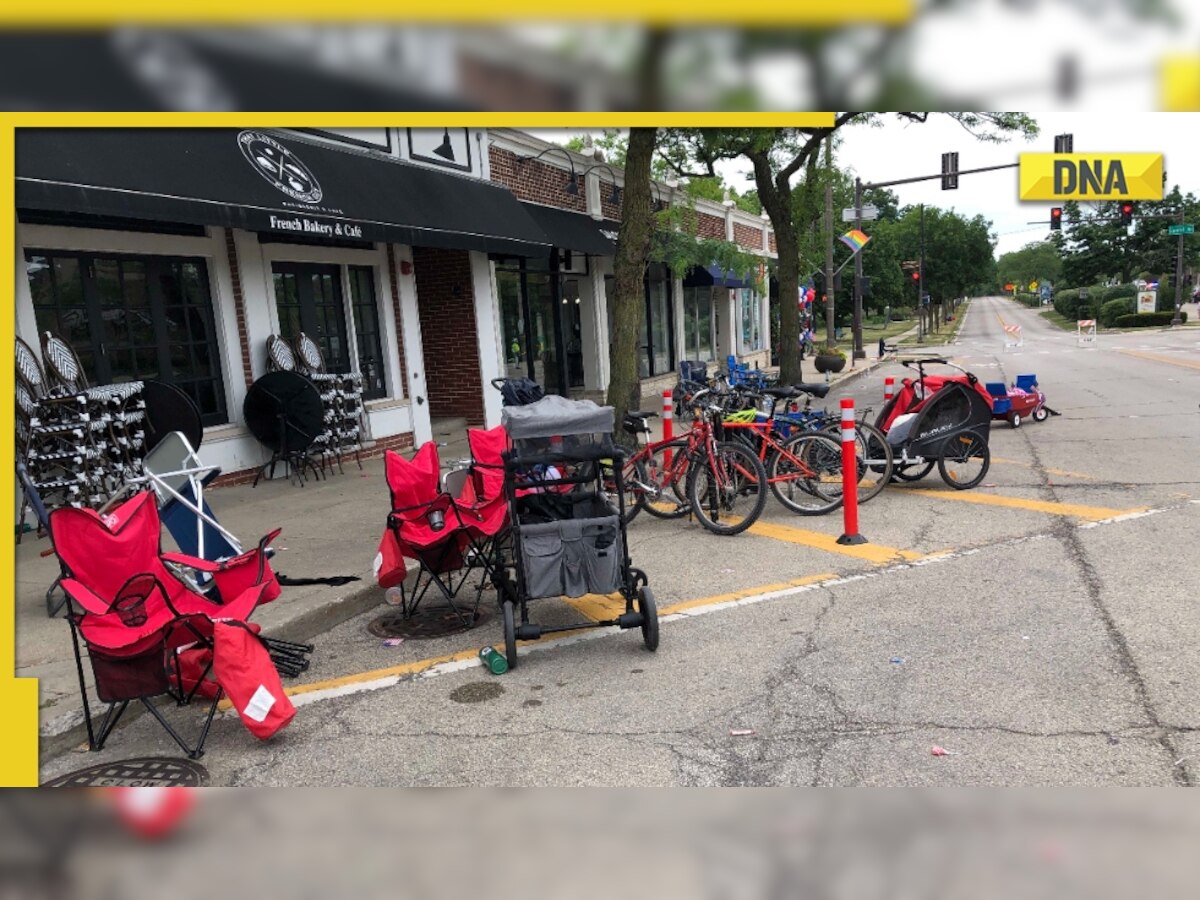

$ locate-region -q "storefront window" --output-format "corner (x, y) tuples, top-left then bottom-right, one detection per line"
(605, 267), (674, 378)
(25, 250), (228, 425)
(494, 258), (563, 396)
(682, 286), (715, 363)
(348, 266), (387, 400)
(740, 288), (763, 354)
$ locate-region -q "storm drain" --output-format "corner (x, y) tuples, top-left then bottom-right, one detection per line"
(368, 605), (491, 640)
(43, 757), (209, 788)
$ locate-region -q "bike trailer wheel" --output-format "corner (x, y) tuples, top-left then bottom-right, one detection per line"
(938, 430), (990, 490)
(502, 600), (519, 669)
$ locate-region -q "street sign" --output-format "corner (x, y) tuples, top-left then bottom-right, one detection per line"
(1137, 290), (1157, 313)
(842, 205), (880, 222)
(1168, 223), (1195, 235)
(1029, 281), (1039, 291)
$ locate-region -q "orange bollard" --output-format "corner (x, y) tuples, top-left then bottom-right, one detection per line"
(662, 389), (673, 467)
(884, 377), (895, 403)
(836, 398), (867, 546)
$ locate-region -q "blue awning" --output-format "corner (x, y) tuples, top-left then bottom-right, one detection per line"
(683, 265), (753, 289)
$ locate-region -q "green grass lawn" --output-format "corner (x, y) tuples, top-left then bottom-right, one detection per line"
(830, 317), (915, 353)
(1038, 308), (1077, 332)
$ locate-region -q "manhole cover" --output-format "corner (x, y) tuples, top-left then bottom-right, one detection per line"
(450, 682), (505, 703)
(43, 757), (209, 788)
(369, 605), (491, 640)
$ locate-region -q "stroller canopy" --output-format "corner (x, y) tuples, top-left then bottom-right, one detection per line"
(501, 395), (614, 440)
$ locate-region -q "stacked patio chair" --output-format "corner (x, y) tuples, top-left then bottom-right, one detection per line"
(47, 491), (303, 758)
(17, 333), (149, 520)
(16, 336), (108, 520)
(375, 433), (509, 629)
(293, 331), (365, 474)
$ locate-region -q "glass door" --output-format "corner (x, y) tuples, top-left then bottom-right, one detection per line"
(525, 271), (562, 396)
(272, 262), (351, 373)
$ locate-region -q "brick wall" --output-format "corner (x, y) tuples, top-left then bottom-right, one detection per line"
(223, 228), (254, 388)
(696, 212), (725, 240)
(211, 431), (415, 488)
(600, 187), (622, 221)
(489, 145), (586, 213)
(733, 222), (762, 252)
(768, 232), (777, 254)
(412, 246), (485, 423)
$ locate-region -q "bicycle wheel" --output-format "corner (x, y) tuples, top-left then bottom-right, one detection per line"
(768, 432), (844, 515)
(821, 421), (893, 505)
(686, 440), (767, 536)
(938, 430), (990, 490)
(640, 439), (691, 519)
(603, 458), (646, 525)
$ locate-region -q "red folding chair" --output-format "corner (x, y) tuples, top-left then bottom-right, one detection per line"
(48, 492), (284, 758)
(376, 439), (509, 627)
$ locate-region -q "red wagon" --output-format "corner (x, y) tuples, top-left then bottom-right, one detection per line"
(984, 375), (1058, 428)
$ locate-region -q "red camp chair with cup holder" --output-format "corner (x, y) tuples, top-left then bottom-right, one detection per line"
(47, 491), (308, 758)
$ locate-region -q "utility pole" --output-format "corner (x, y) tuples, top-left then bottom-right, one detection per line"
(852, 176), (865, 362)
(918, 203), (925, 342)
(824, 141), (836, 346)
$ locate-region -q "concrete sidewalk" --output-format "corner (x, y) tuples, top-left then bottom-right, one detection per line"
(20, 360), (891, 761)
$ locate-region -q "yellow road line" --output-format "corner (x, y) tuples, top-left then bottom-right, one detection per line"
(746, 520), (925, 564)
(903, 488), (1140, 521)
(990, 456), (1100, 481)
(260, 572), (840, 704)
(1117, 348), (1200, 371)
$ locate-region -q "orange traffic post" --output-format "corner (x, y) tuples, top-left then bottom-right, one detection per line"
(884, 376), (895, 403)
(836, 398), (868, 546)
(662, 389), (673, 467)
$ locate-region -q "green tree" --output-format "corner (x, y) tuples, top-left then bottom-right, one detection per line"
(657, 114), (1036, 383)
(997, 241), (1062, 291)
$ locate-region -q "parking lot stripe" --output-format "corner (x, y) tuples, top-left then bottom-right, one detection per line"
(746, 520), (925, 564)
(658, 573), (835, 616)
(990, 457), (1100, 481)
(1117, 349), (1200, 371)
(901, 488), (1139, 521)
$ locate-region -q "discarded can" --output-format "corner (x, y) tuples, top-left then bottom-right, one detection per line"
(384, 587), (404, 607)
(480, 646), (508, 675)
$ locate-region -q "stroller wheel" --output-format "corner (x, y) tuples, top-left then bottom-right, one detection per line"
(637, 586), (659, 652)
(502, 600), (519, 670)
(1033, 407), (1048, 423)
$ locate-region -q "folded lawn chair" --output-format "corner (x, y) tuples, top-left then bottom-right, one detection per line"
(48, 491), (295, 758)
(375, 439), (509, 627)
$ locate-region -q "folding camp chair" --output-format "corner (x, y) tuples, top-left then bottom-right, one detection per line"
(376, 441), (509, 627)
(48, 492), (282, 758)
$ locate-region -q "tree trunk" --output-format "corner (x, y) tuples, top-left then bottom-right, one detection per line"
(748, 149), (803, 385)
(606, 126), (657, 442)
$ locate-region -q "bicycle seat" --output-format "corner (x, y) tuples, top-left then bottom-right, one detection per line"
(626, 410), (659, 419)
(793, 383), (831, 399)
(761, 386), (799, 399)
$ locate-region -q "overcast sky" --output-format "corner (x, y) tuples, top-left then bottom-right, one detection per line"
(712, 112), (1200, 259)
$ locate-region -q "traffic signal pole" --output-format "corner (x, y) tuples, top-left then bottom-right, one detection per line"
(852, 177), (865, 361)
(1173, 208), (1185, 326)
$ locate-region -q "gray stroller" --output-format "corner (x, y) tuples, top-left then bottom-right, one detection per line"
(493, 395), (658, 668)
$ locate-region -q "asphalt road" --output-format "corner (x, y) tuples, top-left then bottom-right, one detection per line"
(40, 297), (1200, 785)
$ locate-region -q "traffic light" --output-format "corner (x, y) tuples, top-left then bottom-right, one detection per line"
(911, 271), (920, 282)
(1050, 207), (1063, 231)
(941, 152), (959, 190)
(1120, 202), (1135, 226)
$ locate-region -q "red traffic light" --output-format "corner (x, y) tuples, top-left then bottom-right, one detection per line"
(1050, 207), (1063, 231)
(1120, 202), (1135, 225)
(911, 272), (920, 281)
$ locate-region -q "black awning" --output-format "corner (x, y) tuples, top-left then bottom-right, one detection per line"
(16, 128), (550, 256)
(683, 265), (754, 289)
(519, 203), (619, 257)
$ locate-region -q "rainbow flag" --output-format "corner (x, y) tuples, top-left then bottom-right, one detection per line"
(838, 229), (871, 253)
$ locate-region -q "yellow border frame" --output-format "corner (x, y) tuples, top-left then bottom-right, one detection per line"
(0, 110), (834, 786)
(2, 2), (914, 26)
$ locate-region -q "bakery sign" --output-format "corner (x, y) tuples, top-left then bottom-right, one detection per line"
(267, 214), (364, 239)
